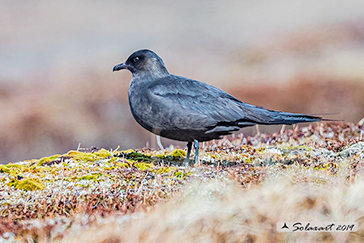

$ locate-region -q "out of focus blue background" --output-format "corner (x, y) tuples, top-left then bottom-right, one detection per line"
(1, 0), (364, 162)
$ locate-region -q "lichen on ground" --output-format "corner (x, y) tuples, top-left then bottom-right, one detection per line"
(0, 121), (364, 242)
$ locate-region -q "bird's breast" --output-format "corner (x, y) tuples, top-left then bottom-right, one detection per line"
(128, 82), (160, 134)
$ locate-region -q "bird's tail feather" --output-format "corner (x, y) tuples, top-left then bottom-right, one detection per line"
(267, 112), (329, 125)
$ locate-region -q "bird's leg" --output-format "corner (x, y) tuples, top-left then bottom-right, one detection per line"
(279, 124), (286, 136)
(156, 135), (164, 150)
(184, 142), (192, 166)
(255, 125), (261, 136)
(193, 139), (199, 165)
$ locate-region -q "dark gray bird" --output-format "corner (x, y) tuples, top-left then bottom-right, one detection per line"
(113, 49), (323, 165)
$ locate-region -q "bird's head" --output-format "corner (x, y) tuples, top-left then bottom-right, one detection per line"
(113, 49), (169, 79)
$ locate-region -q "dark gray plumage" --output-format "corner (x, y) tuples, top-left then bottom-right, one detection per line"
(113, 49), (323, 165)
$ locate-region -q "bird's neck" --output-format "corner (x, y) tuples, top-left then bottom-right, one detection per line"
(132, 68), (169, 81)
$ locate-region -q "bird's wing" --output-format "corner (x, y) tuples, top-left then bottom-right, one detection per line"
(147, 75), (275, 131)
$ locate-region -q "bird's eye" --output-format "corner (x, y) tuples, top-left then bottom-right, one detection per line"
(132, 56), (140, 63)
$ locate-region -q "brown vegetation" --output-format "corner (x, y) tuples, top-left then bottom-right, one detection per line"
(0, 122), (363, 242)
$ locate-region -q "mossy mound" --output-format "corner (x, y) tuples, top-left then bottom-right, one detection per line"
(8, 178), (45, 191)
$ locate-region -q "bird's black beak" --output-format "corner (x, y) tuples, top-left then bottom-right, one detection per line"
(113, 63), (128, 72)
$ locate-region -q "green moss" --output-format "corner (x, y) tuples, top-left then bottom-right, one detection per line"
(67, 151), (97, 162)
(174, 171), (191, 179)
(134, 162), (152, 171)
(170, 149), (186, 158)
(115, 150), (189, 164)
(29, 166), (43, 173)
(63, 177), (73, 182)
(5, 163), (23, 170)
(325, 162), (337, 168)
(108, 157), (117, 163)
(126, 152), (152, 162)
(93, 149), (112, 158)
(9, 178), (44, 191)
(0, 165), (10, 173)
(7, 179), (17, 187)
(37, 154), (61, 166)
(113, 149), (134, 158)
(35, 150), (112, 166)
(103, 166), (116, 171)
(115, 162), (131, 168)
(313, 165), (325, 170)
(174, 171), (184, 179)
(0, 163), (24, 174)
(155, 167), (173, 174)
(122, 149), (134, 154)
(77, 174), (102, 181)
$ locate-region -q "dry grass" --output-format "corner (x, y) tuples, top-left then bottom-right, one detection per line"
(0, 122), (363, 242)
(62, 166), (364, 243)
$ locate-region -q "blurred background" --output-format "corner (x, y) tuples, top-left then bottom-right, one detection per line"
(1, 0), (364, 163)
